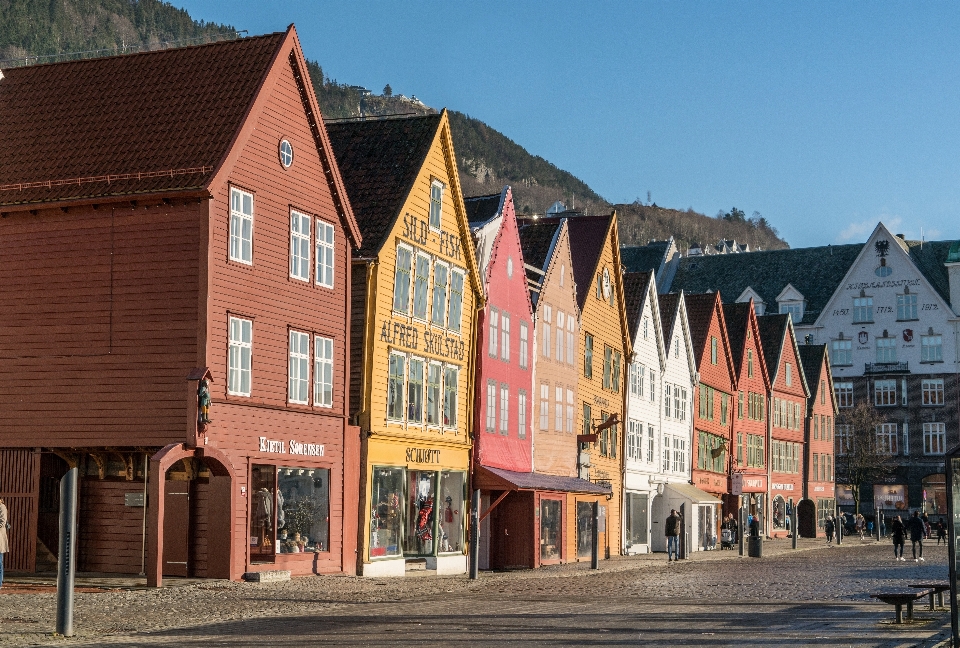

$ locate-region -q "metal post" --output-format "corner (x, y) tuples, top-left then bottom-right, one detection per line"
(738, 502), (745, 556)
(56, 467), (78, 637)
(591, 501), (599, 569)
(469, 489), (480, 580)
(946, 456), (960, 647)
(791, 505), (798, 549)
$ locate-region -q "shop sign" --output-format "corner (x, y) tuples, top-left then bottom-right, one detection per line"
(837, 485), (855, 505)
(379, 319), (465, 361)
(406, 447), (441, 464)
(258, 436), (325, 457)
(813, 486), (825, 493)
(402, 214), (462, 262)
(874, 484), (907, 510)
(731, 473), (743, 496)
(124, 492), (145, 507)
(742, 476), (766, 492)
(772, 483), (794, 491)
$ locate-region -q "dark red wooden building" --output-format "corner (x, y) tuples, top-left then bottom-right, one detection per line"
(0, 27), (361, 584)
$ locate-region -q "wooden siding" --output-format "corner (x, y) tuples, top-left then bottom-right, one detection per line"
(78, 479), (148, 574)
(0, 449), (40, 571)
(731, 308), (770, 487)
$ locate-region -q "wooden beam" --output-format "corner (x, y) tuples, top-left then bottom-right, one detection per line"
(479, 490), (511, 523)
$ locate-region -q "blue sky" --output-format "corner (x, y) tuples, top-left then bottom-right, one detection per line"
(178, 1), (960, 248)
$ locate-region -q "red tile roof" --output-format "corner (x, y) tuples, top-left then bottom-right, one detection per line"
(0, 32), (287, 207)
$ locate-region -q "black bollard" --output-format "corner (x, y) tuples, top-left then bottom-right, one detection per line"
(792, 506), (798, 549)
(591, 501), (599, 569)
(469, 488), (480, 580)
(56, 467), (78, 637)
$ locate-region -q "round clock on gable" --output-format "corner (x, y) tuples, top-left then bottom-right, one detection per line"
(602, 267), (612, 300)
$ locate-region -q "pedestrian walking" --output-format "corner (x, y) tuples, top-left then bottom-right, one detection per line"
(721, 513), (738, 549)
(891, 515), (906, 561)
(855, 514), (865, 540)
(936, 520), (947, 546)
(665, 509), (681, 562)
(825, 516), (835, 545)
(906, 511), (926, 562)
(0, 496), (8, 588)
(922, 513), (931, 539)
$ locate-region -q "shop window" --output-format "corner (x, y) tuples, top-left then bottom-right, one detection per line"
(413, 253), (431, 320)
(277, 466), (330, 553)
(438, 471), (465, 553)
(370, 467), (404, 558)
(250, 465), (277, 562)
(405, 471), (438, 555)
(772, 496), (786, 529)
(576, 501), (594, 559)
(625, 493), (648, 547)
(540, 499), (562, 562)
(426, 363), (442, 426)
(922, 474), (946, 515)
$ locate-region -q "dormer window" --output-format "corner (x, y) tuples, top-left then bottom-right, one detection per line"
(780, 302), (802, 324)
(736, 287), (765, 315)
(776, 284), (805, 324)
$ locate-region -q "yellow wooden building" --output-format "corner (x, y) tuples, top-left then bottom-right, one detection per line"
(326, 111), (483, 576)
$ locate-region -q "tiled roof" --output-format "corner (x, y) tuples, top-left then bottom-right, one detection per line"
(465, 191), (503, 228)
(621, 241), (669, 274)
(658, 293), (681, 341)
(670, 244), (864, 325)
(683, 292), (720, 357)
(756, 314), (789, 379)
(518, 220), (562, 274)
(325, 114), (441, 257)
(0, 32), (288, 207)
(622, 271), (652, 344)
(904, 239), (956, 307)
(798, 343), (827, 401)
(722, 302), (753, 375)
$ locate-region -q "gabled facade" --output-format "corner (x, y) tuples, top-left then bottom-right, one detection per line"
(723, 300), (772, 528)
(798, 343), (838, 536)
(327, 111), (484, 577)
(757, 314), (810, 537)
(0, 28), (363, 584)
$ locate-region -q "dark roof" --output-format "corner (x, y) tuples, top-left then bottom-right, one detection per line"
(465, 192), (503, 228)
(722, 302), (753, 374)
(683, 292), (720, 357)
(522, 214), (613, 309)
(658, 293), (681, 341)
(326, 114), (441, 257)
(0, 32), (288, 207)
(798, 344), (827, 401)
(518, 221), (562, 273)
(670, 244), (864, 325)
(623, 271), (652, 343)
(476, 466), (612, 495)
(904, 239), (956, 307)
(756, 314), (789, 379)
(621, 241), (670, 274)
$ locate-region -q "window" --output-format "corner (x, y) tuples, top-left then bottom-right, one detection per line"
(519, 322), (529, 370)
(647, 424), (654, 463)
(672, 436), (682, 472)
(407, 358), (424, 424)
(697, 431), (726, 473)
(500, 313), (511, 362)
(229, 187), (253, 264)
(228, 316), (252, 396)
(720, 393), (729, 425)
(429, 180), (443, 230)
(488, 309), (499, 358)
(876, 336), (897, 364)
(747, 435), (764, 467)
(835, 381), (854, 408)
(500, 383), (509, 435)
(393, 246), (412, 313)
(413, 253), (431, 320)
(853, 296), (873, 323)
(610, 420), (619, 460)
(485, 380), (496, 432)
(448, 270), (464, 333)
(539, 384), (549, 430)
(583, 403), (592, 435)
(584, 333), (593, 378)
(876, 423), (898, 455)
(737, 391), (744, 419)
(736, 432), (744, 465)
(747, 350), (754, 377)
(922, 334), (943, 363)
(289, 211), (311, 282)
(542, 305), (552, 359)
(426, 363), (442, 426)
(566, 316), (576, 366)
(387, 353), (405, 420)
(443, 366), (458, 427)
(603, 346), (612, 389)
(566, 389), (574, 433)
(288, 330), (310, 404)
(874, 379), (897, 406)
(518, 390), (527, 439)
(813, 453), (820, 481)
(831, 338), (852, 366)
(431, 262), (448, 326)
(316, 219), (335, 288)
(922, 379), (944, 406)
(630, 364), (641, 397)
(556, 311), (565, 362)
(612, 351), (622, 393)
(923, 423), (946, 455)
(664, 384), (672, 418)
(643, 317), (649, 340)
(785, 363), (792, 386)
(678, 388), (687, 421)
(711, 336), (718, 364)
(649, 370), (656, 402)
(821, 381), (826, 405)
(662, 434), (671, 472)
(555, 386), (563, 431)
(628, 419), (642, 461)
(836, 424), (852, 455)
(780, 302), (802, 323)
(814, 414), (819, 440)
(897, 292), (918, 320)
(698, 384), (715, 420)
(314, 336), (333, 408)
(279, 139), (294, 168)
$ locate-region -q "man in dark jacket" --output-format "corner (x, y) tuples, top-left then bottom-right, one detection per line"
(665, 509), (681, 562)
(906, 511), (926, 562)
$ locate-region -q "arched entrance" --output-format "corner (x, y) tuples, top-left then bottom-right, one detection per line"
(797, 499), (817, 538)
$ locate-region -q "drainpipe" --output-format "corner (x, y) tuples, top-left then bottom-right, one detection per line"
(766, 392), (773, 538)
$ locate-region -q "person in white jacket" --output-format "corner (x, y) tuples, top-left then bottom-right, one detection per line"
(0, 497), (9, 588)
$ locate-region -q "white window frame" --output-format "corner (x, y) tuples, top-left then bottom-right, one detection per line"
(407, 356), (424, 424)
(443, 365), (458, 428)
(386, 352), (406, 422)
(876, 423), (899, 455)
(519, 321), (529, 370)
(432, 260), (449, 327)
(831, 338), (852, 366)
(315, 219), (335, 288)
(779, 302), (802, 324)
(836, 424), (852, 455)
(874, 379), (897, 406)
(486, 380), (497, 432)
(426, 362), (442, 427)
(853, 296), (873, 323)
(565, 388), (574, 433)
(897, 292), (918, 321)
(646, 424), (654, 463)
(923, 422), (946, 455)
(228, 316), (252, 397)
(835, 381), (854, 408)
(556, 311), (565, 362)
(290, 211), (311, 282)
(876, 336), (897, 364)
(518, 389), (527, 439)
(413, 252), (431, 321)
(314, 335), (333, 408)
(448, 268), (465, 333)
(566, 316), (575, 366)
(500, 383), (509, 435)
(488, 308), (499, 358)
(555, 386), (563, 431)
(229, 187), (254, 265)
(429, 180), (444, 230)
(288, 330), (310, 405)
(922, 379), (945, 406)
(921, 334), (943, 363)
(501, 312), (511, 362)
(542, 305), (552, 359)
(393, 244), (413, 315)
(539, 384), (549, 430)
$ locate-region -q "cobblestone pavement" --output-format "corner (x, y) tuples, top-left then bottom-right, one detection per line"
(0, 538), (952, 647)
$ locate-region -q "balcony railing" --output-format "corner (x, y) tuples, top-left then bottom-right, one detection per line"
(864, 362), (909, 374)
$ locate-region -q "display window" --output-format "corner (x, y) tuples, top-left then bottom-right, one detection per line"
(540, 498), (562, 562)
(406, 470), (438, 555)
(437, 471), (465, 554)
(370, 466), (405, 559)
(576, 501), (593, 558)
(772, 495), (786, 529)
(625, 493), (648, 546)
(250, 464), (331, 563)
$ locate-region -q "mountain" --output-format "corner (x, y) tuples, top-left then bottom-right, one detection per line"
(0, 0), (789, 250)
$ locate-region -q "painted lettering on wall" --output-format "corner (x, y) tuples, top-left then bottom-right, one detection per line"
(592, 395), (610, 408)
(402, 214), (462, 261)
(423, 329), (465, 361)
(845, 278), (921, 291)
(771, 483), (794, 491)
(379, 319), (465, 361)
(259, 437), (324, 457)
(406, 447), (441, 464)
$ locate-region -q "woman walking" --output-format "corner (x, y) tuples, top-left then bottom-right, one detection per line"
(825, 516), (835, 545)
(891, 515), (906, 561)
(937, 520), (947, 545)
(0, 496), (8, 588)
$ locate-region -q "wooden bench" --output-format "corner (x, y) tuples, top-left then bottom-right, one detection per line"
(910, 581), (950, 610)
(871, 588), (933, 624)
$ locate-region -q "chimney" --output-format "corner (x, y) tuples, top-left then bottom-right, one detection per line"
(947, 242), (960, 315)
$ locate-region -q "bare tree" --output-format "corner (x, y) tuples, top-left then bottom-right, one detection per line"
(835, 402), (896, 514)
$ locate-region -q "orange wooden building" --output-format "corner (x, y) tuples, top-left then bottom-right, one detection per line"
(0, 28), (362, 584)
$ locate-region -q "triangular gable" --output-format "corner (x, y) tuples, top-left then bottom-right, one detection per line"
(736, 286), (765, 308)
(625, 271), (667, 371)
(776, 283), (805, 303)
(206, 25), (361, 248)
(685, 292), (737, 389)
(673, 293), (699, 384)
(473, 187), (534, 321)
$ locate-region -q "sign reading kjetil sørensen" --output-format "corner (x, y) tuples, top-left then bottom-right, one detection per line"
(258, 437), (324, 457)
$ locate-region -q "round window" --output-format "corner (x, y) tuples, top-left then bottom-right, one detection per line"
(279, 139), (294, 168)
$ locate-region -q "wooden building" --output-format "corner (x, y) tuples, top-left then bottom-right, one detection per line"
(0, 28), (363, 584)
(326, 112), (483, 577)
(798, 343), (838, 536)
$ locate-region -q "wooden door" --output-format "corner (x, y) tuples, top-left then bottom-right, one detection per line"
(163, 481), (190, 577)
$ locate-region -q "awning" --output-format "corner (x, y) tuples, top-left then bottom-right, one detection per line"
(664, 482), (721, 504)
(475, 466), (612, 495)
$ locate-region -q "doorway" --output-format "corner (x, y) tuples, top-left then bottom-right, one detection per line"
(163, 479), (190, 577)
